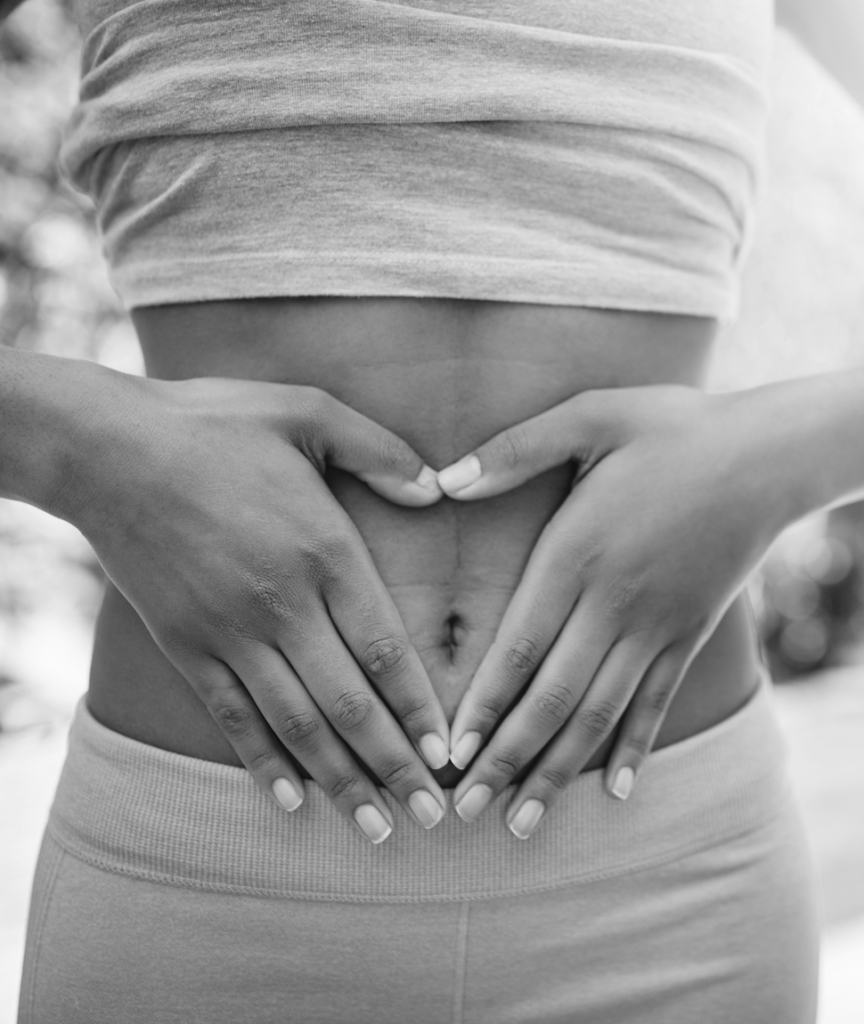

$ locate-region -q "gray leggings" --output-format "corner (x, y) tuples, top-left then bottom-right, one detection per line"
(19, 681), (820, 1023)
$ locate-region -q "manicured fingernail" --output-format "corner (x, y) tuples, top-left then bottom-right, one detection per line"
(450, 731), (481, 770)
(272, 777), (303, 812)
(414, 464), (441, 493)
(508, 799), (545, 840)
(419, 733), (450, 770)
(354, 804), (393, 844)
(438, 455), (482, 495)
(408, 789), (445, 829)
(455, 783), (493, 822)
(612, 766), (635, 801)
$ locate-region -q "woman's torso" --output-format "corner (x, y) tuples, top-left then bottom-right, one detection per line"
(88, 298), (762, 788)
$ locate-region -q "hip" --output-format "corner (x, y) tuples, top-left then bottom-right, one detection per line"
(19, 676), (820, 1023)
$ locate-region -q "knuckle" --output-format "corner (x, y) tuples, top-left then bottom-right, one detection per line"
(294, 385), (331, 428)
(577, 700), (620, 741)
(644, 686), (675, 716)
(376, 430), (413, 475)
(605, 574), (646, 618)
(242, 573), (290, 621)
(361, 635), (409, 681)
(327, 772), (363, 802)
(393, 695), (431, 729)
(475, 693), (510, 726)
(209, 699), (255, 738)
(273, 708), (321, 749)
(375, 757), (415, 788)
(331, 689), (377, 733)
(533, 682), (575, 725)
(246, 748), (277, 774)
(156, 621), (198, 658)
(300, 533), (355, 587)
(623, 732), (652, 758)
(290, 386), (334, 467)
(501, 636), (542, 680)
(538, 764), (571, 791)
(492, 426), (528, 469)
(488, 750), (523, 779)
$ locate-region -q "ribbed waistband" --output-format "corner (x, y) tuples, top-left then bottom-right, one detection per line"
(47, 677), (790, 903)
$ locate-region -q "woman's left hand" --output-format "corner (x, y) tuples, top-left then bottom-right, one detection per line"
(437, 384), (794, 838)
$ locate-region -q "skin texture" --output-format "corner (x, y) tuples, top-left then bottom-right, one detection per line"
(57, 368), (458, 842)
(77, 0), (864, 841)
(440, 385), (799, 834)
(87, 298), (764, 833)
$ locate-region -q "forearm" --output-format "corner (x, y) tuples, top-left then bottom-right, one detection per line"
(0, 347), (135, 524)
(731, 368), (864, 528)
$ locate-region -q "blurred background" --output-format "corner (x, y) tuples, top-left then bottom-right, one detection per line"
(2, 1), (864, 1021)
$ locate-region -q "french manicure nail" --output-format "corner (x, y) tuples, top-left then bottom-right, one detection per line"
(438, 455), (482, 495)
(612, 766), (635, 801)
(455, 783), (493, 822)
(419, 733), (450, 770)
(408, 789), (445, 829)
(450, 731), (482, 770)
(354, 804), (393, 844)
(272, 777), (303, 812)
(508, 799), (545, 840)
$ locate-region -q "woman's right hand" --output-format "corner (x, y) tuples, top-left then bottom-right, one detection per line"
(64, 371), (451, 843)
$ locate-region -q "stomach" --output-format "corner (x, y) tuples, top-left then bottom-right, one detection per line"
(87, 297), (762, 788)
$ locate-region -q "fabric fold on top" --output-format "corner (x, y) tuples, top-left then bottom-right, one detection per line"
(61, 0), (773, 317)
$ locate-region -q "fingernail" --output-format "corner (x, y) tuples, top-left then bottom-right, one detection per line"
(455, 783), (493, 822)
(450, 731), (482, 770)
(612, 766), (635, 801)
(508, 799), (545, 840)
(419, 732), (450, 770)
(438, 455), (482, 495)
(272, 777), (303, 812)
(408, 789), (445, 829)
(354, 804), (393, 844)
(414, 464), (441, 493)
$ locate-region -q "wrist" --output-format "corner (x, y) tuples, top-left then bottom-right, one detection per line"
(718, 372), (864, 532)
(0, 348), (149, 528)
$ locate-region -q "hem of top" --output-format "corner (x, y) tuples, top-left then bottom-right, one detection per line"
(45, 800), (789, 905)
(112, 254), (737, 321)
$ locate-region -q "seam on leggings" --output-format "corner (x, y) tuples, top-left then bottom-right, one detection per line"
(451, 903), (470, 1024)
(46, 800), (790, 904)
(20, 838), (65, 1024)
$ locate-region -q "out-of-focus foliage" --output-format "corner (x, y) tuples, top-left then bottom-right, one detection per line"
(0, 0), (138, 720)
(753, 509), (864, 679)
(0, 0), (132, 361)
(1, 3), (864, 718)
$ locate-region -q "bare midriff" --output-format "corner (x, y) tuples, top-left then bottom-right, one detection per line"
(88, 297), (761, 788)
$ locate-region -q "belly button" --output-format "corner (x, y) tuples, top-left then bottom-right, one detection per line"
(443, 613), (466, 662)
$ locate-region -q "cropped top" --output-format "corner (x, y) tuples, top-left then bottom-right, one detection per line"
(61, 0), (774, 319)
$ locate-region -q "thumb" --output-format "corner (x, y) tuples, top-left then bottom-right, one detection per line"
(437, 395), (591, 501)
(312, 392), (442, 507)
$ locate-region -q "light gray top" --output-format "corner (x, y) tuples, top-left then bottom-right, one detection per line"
(62, 0), (775, 319)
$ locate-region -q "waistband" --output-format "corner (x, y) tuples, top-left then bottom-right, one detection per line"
(47, 676), (790, 903)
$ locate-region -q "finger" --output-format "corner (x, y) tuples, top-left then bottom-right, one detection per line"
(603, 644), (693, 802)
(298, 387), (442, 507)
(448, 511), (587, 768)
(503, 639), (656, 840)
(437, 393), (602, 501)
(275, 620), (447, 831)
(450, 609), (621, 820)
(184, 657), (307, 813)
(228, 644), (398, 844)
(325, 542), (450, 770)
